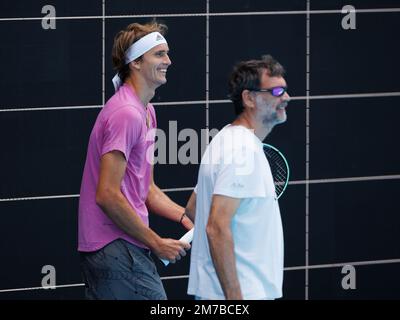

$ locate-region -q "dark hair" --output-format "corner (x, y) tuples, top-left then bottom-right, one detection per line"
(228, 55), (285, 115)
(112, 21), (168, 83)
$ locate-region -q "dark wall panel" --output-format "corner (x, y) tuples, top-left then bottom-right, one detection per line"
(209, 15), (306, 100)
(0, 0), (102, 18)
(210, 0), (306, 12)
(310, 12), (400, 95)
(309, 263), (400, 299)
(106, 0), (205, 15)
(280, 185), (306, 268)
(282, 270), (305, 300)
(0, 109), (98, 197)
(311, 0), (400, 10)
(0, 198), (81, 289)
(162, 277), (192, 300)
(153, 104), (205, 189)
(309, 180), (400, 264)
(0, 20), (102, 109)
(310, 97), (400, 179)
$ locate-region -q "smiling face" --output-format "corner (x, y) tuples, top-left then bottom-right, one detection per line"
(253, 69), (290, 126)
(133, 43), (172, 90)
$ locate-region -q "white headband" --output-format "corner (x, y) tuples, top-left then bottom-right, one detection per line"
(112, 32), (168, 91)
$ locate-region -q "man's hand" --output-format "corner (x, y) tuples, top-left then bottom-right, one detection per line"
(152, 238), (191, 264)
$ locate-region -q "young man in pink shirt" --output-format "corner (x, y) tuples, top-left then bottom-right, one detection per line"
(78, 21), (193, 300)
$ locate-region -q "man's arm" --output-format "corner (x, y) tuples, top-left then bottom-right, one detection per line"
(206, 194), (242, 300)
(184, 191), (196, 223)
(146, 166), (194, 230)
(96, 151), (189, 262)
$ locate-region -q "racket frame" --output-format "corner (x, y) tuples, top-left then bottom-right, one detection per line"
(263, 143), (290, 199)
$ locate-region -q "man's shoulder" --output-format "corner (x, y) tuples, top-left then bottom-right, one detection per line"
(105, 86), (142, 110)
(103, 98), (140, 121)
(212, 125), (259, 152)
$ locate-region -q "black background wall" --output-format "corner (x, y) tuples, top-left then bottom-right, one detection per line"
(0, 0), (399, 300)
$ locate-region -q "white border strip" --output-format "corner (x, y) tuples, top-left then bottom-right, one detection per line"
(305, 0), (311, 300)
(290, 175), (400, 185)
(0, 194), (80, 202)
(1, 258), (399, 293)
(1, 92), (400, 113)
(285, 258), (400, 271)
(0, 8), (400, 22)
(305, 92), (400, 100)
(160, 187), (195, 193)
(102, 1), (106, 105)
(0, 105), (103, 112)
(1, 175), (400, 202)
(153, 100), (207, 106)
(0, 283), (85, 293)
(206, 0), (210, 135)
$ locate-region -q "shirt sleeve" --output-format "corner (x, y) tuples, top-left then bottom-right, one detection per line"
(101, 106), (142, 160)
(213, 145), (267, 199)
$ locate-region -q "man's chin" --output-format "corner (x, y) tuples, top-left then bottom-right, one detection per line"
(154, 78), (167, 89)
(158, 78), (167, 86)
(275, 116), (287, 125)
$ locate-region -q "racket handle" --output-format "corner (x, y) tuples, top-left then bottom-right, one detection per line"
(160, 228), (195, 266)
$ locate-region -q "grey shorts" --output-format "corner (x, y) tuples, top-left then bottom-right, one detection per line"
(80, 239), (167, 300)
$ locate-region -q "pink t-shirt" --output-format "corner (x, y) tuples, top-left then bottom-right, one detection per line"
(78, 83), (157, 252)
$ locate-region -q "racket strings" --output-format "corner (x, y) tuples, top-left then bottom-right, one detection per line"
(263, 146), (289, 198)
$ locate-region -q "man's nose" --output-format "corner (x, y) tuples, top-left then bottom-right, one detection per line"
(164, 54), (172, 66)
(282, 91), (290, 102)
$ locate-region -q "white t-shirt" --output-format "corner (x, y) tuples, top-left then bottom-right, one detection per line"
(187, 125), (284, 300)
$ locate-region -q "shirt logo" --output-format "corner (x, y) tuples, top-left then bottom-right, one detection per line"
(231, 182), (244, 188)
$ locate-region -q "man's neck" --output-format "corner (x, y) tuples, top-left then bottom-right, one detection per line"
(126, 76), (155, 107)
(231, 112), (273, 141)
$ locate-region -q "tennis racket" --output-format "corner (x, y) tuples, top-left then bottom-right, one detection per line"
(263, 143), (290, 199)
(161, 144), (289, 266)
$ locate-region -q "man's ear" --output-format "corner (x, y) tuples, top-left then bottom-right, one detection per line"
(241, 89), (255, 109)
(130, 60), (141, 71)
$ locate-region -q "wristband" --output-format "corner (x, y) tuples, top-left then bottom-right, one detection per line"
(179, 213), (186, 224)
